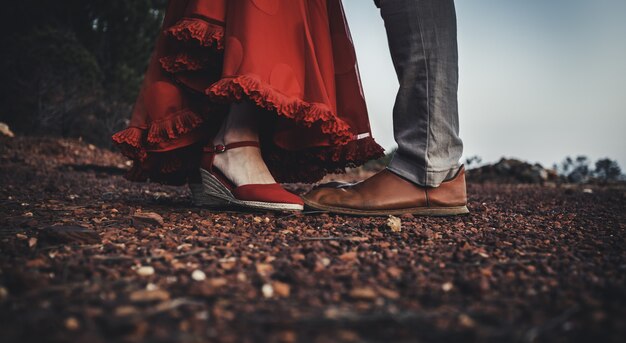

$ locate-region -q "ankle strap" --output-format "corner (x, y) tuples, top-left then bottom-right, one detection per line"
(203, 141), (260, 153)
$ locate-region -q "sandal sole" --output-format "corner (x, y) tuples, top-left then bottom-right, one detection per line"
(303, 198), (469, 216)
(199, 168), (303, 211)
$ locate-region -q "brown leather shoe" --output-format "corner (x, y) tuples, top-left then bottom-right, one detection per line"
(303, 166), (469, 216)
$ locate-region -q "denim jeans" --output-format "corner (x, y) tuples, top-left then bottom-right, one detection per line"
(377, 0), (463, 187)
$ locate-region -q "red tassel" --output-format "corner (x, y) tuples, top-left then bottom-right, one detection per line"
(146, 110), (204, 144)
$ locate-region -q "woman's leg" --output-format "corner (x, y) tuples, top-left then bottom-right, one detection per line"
(211, 101), (276, 186)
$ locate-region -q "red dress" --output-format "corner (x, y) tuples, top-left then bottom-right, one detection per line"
(112, 0), (384, 185)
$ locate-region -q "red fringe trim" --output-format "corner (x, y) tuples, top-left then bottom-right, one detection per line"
(159, 53), (210, 73)
(116, 133), (383, 184)
(146, 109), (204, 144)
(206, 75), (354, 145)
(265, 136), (385, 183)
(165, 18), (225, 50)
(111, 127), (147, 161)
(122, 145), (203, 186)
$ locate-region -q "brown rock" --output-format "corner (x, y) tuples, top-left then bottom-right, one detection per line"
(376, 286), (400, 299)
(65, 317), (80, 331)
(272, 281), (291, 297)
(339, 251), (358, 262)
(129, 289), (171, 303)
(114, 306), (139, 317)
(349, 287), (377, 300)
(0, 122), (15, 138)
(256, 263), (274, 277)
(459, 314), (475, 328)
(131, 212), (164, 228)
(38, 225), (101, 245)
(207, 278), (228, 288)
(387, 266), (403, 278)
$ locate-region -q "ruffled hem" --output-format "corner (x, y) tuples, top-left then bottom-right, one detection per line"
(112, 10), (385, 185)
(146, 109), (204, 144)
(121, 144), (204, 186)
(120, 136), (384, 185)
(206, 75), (354, 146)
(112, 109), (205, 166)
(159, 53), (211, 73)
(265, 136), (385, 183)
(111, 127), (147, 161)
(165, 17), (225, 50)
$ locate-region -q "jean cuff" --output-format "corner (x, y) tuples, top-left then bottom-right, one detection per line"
(387, 154), (459, 187)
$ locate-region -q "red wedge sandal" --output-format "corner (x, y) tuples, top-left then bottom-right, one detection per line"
(196, 141), (304, 211)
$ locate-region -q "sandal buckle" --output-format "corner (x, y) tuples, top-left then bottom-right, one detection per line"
(215, 144), (226, 153)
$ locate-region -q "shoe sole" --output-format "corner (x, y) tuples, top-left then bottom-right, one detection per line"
(302, 198), (469, 217)
(198, 168), (303, 211)
(189, 183), (232, 208)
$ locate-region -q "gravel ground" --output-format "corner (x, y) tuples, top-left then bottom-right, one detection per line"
(1, 137), (625, 343)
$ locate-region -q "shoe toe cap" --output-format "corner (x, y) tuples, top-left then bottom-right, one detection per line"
(234, 184), (303, 205)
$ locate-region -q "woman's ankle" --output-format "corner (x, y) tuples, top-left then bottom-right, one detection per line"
(216, 131), (259, 145)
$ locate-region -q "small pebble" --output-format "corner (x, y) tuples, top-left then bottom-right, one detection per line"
(129, 289), (170, 303)
(65, 317), (80, 331)
(262, 284), (274, 298)
(191, 269), (206, 281)
(195, 311), (209, 320)
(349, 287), (377, 300)
(0, 286), (8, 301)
(387, 216), (402, 232)
(272, 281), (291, 297)
(442, 282), (454, 292)
(459, 314), (475, 328)
(136, 266), (155, 276)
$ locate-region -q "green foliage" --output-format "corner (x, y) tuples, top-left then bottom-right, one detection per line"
(0, 27), (102, 135)
(594, 158), (621, 182)
(559, 156), (622, 183)
(0, 0), (168, 145)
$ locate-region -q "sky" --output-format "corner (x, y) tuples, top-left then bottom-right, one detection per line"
(342, 0), (626, 170)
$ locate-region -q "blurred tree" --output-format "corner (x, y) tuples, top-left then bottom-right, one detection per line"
(465, 155), (482, 168)
(0, 28), (102, 136)
(0, 0), (168, 145)
(560, 155), (591, 183)
(561, 156), (574, 174)
(594, 158), (621, 182)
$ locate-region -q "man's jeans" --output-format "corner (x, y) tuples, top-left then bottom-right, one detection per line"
(378, 0), (463, 187)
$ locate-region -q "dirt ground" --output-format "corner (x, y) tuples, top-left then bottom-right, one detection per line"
(1, 137), (625, 343)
